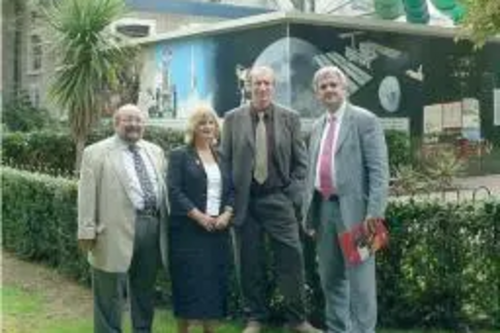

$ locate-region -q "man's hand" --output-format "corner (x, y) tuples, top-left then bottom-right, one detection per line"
(78, 239), (96, 252)
(364, 217), (381, 234)
(304, 228), (316, 239)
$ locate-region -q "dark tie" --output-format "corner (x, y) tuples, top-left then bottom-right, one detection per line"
(129, 145), (157, 209)
(318, 115), (337, 199)
(254, 112), (268, 184)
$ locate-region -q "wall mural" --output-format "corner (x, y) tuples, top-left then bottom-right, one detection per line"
(137, 21), (500, 143)
(138, 38), (217, 119)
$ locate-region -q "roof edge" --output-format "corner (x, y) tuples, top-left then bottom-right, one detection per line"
(131, 11), (499, 46)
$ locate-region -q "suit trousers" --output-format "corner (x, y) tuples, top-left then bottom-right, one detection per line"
(316, 198), (377, 333)
(92, 213), (160, 333)
(235, 191), (306, 324)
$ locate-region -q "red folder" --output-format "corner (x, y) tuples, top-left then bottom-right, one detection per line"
(338, 218), (389, 266)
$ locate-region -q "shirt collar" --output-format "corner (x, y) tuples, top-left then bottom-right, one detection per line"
(115, 135), (144, 151)
(250, 103), (274, 120)
(327, 100), (346, 123)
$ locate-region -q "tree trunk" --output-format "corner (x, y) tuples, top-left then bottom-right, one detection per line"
(74, 135), (86, 175)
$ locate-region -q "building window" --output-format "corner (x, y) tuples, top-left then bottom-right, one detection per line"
(29, 84), (41, 108)
(28, 34), (43, 73)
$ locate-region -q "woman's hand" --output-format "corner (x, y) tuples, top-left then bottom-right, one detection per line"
(214, 211), (232, 230)
(188, 209), (216, 231)
(197, 214), (217, 231)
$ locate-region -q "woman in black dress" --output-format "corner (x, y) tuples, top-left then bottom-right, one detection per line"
(167, 105), (234, 333)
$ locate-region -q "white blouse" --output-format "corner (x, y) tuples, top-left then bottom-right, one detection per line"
(203, 162), (222, 216)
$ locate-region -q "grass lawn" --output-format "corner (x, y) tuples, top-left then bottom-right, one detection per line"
(2, 284), (246, 333)
(2, 252), (499, 333)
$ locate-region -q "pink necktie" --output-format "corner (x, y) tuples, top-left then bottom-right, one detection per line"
(319, 116), (337, 199)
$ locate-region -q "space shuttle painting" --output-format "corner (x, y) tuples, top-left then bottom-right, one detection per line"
(136, 15), (499, 145)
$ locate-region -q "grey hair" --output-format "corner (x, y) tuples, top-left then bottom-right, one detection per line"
(312, 66), (348, 92)
(249, 65), (276, 86)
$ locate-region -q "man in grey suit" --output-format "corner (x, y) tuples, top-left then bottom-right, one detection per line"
(78, 104), (168, 333)
(222, 66), (319, 333)
(302, 66), (389, 333)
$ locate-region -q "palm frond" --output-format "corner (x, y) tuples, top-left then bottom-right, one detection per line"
(45, 0), (131, 140)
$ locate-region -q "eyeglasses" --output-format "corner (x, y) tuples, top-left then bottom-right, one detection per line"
(319, 82), (338, 90)
(120, 116), (145, 124)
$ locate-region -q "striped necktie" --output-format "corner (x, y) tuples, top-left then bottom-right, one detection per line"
(129, 145), (157, 209)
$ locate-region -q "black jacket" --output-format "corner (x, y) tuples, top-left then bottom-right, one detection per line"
(167, 145), (235, 221)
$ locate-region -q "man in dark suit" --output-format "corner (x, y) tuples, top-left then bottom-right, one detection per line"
(222, 66), (319, 333)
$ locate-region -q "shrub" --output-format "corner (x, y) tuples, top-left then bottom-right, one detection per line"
(2, 126), (184, 177)
(4, 127), (411, 177)
(1, 168), (88, 282)
(385, 130), (412, 174)
(377, 199), (499, 329)
(2, 93), (53, 132)
(2, 167), (499, 329)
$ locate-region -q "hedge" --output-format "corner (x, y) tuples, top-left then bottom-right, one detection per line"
(2, 128), (410, 177)
(1, 168), (88, 281)
(2, 167), (498, 329)
(1, 126), (184, 177)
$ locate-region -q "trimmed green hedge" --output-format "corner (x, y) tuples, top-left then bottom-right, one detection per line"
(2, 167), (499, 329)
(1, 127), (184, 177)
(2, 129), (410, 177)
(1, 168), (88, 282)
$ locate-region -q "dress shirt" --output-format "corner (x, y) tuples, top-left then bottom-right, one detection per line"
(315, 101), (347, 192)
(120, 140), (160, 210)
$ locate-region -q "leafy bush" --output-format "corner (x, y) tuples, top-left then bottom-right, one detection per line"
(2, 126), (184, 177)
(1, 168), (88, 282)
(377, 199), (499, 329)
(4, 128), (411, 177)
(2, 167), (498, 329)
(2, 131), (77, 177)
(385, 130), (412, 175)
(2, 93), (53, 132)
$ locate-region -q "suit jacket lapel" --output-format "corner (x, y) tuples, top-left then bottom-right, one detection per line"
(272, 106), (285, 176)
(187, 145), (207, 178)
(273, 106), (283, 158)
(310, 115), (327, 173)
(110, 138), (136, 204)
(335, 105), (352, 154)
(141, 142), (164, 188)
(241, 106), (255, 151)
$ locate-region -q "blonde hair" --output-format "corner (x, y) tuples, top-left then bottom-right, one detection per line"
(185, 104), (221, 145)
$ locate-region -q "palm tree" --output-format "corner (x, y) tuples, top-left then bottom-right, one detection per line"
(45, 0), (133, 172)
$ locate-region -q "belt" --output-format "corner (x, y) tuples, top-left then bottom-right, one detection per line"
(136, 206), (159, 217)
(250, 185), (282, 196)
(314, 190), (339, 202)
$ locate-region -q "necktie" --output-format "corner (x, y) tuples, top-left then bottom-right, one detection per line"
(254, 112), (268, 184)
(129, 145), (157, 209)
(319, 115), (337, 199)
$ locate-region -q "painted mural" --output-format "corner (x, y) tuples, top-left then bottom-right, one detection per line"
(138, 38), (217, 119)
(137, 21), (500, 144)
